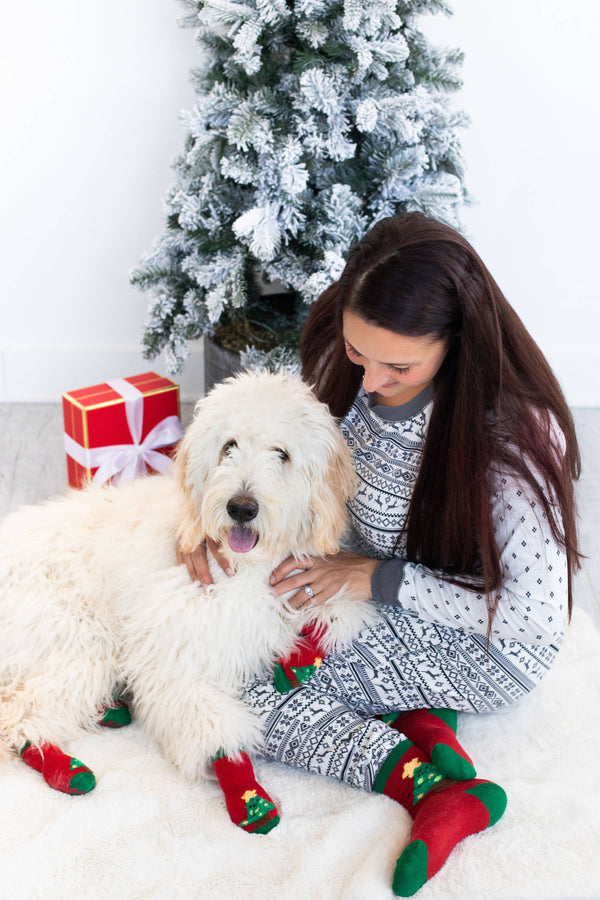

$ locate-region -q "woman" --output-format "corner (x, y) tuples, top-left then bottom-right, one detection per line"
(180, 213), (581, 895)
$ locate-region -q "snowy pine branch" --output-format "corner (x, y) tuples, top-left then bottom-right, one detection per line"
(132, 0), (468, 372)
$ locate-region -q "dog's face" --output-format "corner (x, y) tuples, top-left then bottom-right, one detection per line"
(174, 371), (357, 566)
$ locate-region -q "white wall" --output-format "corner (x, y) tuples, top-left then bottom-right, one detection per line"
(0, 1), (205, 400)
(1, 0), (598, 404)
(424, 0), (600, 406)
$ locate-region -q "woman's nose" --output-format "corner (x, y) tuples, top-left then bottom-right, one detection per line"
(362, 362), (392, 392)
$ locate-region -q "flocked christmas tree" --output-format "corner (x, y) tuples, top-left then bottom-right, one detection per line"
(132, 0), (468, 373)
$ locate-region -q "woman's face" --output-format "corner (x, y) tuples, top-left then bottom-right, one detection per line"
(342, 310), (449, 407)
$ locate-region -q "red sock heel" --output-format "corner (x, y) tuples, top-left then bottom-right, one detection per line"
(384, 708), (476, 780)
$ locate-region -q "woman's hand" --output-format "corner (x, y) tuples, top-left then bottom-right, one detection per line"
(269, 551), (379, 609)
(176, 538), (233, 585)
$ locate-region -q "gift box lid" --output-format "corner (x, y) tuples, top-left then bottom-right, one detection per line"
(63, 372), (177, 411)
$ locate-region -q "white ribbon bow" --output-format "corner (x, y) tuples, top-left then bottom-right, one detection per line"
(64, 377), (184, 486)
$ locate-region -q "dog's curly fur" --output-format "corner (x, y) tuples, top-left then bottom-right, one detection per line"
(0, 371), (376, 782)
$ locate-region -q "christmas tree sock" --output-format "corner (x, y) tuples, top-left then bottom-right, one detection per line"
(381, 709), (476, 780)
(373, 741), (506, 897)
(212, 751), (280, 835)
(99, 698), (132, 728)
(20, 742), (96, 795)
(273, 622), (325, 692)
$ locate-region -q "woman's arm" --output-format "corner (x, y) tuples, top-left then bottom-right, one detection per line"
(271, 472), (568, 644)
(372, 472), (569, 644)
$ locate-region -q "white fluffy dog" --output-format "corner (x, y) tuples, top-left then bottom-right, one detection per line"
(0, 371), (374, 795)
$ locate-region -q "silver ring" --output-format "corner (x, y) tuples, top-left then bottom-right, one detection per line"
(304, 585), (315, 599)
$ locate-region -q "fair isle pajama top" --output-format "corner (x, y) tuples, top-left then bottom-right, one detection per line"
(243, 385), (568, 790)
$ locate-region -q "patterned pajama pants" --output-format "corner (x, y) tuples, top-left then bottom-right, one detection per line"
(242, 606), (562, 792)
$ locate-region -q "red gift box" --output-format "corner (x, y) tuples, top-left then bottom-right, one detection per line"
(62, 372), (184, 489)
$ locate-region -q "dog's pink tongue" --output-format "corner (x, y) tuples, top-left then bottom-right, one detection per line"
(227, 527), (258, 553)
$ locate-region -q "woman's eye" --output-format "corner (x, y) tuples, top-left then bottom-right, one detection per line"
(345, 340), (410, 375)
(345, 342), (362, 360)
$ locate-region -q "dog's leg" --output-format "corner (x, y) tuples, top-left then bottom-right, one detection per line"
(20, 742), (96, 795)
(128, 672), (263, 783)
(0, 648), (117, 770)
(212, 751), (280, 834)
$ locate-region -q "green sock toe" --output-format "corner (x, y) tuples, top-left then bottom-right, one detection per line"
(465, 782), (507, 828)
(393, 839), (429, 897)
(68, 770), (96, 794)
(251, 814), (280, 835)
(101, 704), (131, 728)
(430, 743), (476, 780)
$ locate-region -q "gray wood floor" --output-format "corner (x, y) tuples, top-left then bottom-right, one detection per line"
(1, 403), (598, 629)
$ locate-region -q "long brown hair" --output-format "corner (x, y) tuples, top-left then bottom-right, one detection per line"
(301, 213), (581, 623)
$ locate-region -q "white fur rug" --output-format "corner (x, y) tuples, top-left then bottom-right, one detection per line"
(0, 607), (598, 900)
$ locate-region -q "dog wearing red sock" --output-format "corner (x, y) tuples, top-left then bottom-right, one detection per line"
(0, 371), (505, 895)
(0, 373), (369, 793)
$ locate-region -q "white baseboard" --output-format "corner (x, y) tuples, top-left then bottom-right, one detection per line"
(0, 343), (208, 403)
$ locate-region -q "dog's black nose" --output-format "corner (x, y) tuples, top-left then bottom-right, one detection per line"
(227, 496), (259, 523)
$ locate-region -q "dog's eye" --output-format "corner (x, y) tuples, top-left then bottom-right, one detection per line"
(272, 447), (290, 463)
(222, 439), (238, 454)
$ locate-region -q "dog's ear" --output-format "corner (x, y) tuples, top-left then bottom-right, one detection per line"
(172, 416), (210, 553)
(310, 430), (357, 555)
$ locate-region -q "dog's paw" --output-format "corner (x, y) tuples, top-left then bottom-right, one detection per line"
(273, 625), (325, 693)
(99, 698), (132, 728)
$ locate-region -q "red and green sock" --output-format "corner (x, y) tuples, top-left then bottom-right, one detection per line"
(212, 751), (280, 835)
(374, 740), (506, 897)
(273, 622), (326, 692)
(99, 698), (131, 728)
(381, 708), (476, 781)
(20, 742), (96, 795)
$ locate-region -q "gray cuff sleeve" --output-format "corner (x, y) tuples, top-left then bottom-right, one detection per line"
(371, 558), (407, 606)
